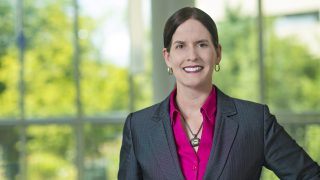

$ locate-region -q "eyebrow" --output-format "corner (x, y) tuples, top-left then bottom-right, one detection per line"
(195, 39), (210, 44)
(172, 39), (210, 45)
(172, 40), (185, 45)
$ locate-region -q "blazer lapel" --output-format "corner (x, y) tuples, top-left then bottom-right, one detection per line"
(148, 97), (184, 180)
(204, 89), (239, 180)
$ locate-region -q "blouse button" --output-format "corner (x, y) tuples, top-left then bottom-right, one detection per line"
(192, 165), (197, 171)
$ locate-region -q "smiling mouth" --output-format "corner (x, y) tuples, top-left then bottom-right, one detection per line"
(183, 66), (204, 73)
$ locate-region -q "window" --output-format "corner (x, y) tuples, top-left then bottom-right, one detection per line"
(197, 0), (320, 179)
(0, 0), (151, 179)
(0, 0), (318, 179)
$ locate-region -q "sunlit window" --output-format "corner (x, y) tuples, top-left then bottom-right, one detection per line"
(0, 0), (319, 179)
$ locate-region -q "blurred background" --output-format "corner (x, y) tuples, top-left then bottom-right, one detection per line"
(0, 0), (319, 179)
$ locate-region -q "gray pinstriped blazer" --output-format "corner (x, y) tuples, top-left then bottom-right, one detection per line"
(118, 88), (320, 180)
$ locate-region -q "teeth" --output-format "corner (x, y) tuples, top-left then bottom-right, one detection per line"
(184, 66), (202, 72)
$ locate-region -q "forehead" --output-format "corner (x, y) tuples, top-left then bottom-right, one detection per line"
(172, 19), (211, 42)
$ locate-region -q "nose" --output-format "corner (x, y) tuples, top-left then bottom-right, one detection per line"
(187, 46), (198, 61)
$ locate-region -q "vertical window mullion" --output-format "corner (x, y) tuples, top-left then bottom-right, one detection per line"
(16, 0), (27, 179)
(257, 0), (265, 103)
(72, 0), (84, 179)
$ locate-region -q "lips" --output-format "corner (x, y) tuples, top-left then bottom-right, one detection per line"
(183, 65), (203, 73)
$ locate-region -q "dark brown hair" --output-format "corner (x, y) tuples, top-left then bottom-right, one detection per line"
(163, 7), (219, 52)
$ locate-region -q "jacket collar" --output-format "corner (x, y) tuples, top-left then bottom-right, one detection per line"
(148, 95), (184, 180)
(203, 88), (239, 179)
(149, 87), (238, 180)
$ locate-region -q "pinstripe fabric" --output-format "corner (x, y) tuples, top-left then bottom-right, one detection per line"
(118, 88), (320, 180)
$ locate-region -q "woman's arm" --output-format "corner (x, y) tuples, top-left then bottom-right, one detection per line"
(263, 106), (320, 179)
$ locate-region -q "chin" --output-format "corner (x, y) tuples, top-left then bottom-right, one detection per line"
(181, 80), (210, 89)
(176, 75), (212, 88)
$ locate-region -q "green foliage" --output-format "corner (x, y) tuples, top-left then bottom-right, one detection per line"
(304, 125), (320, 161)
(0, 48), (19, 117)
(0, 0), (132, 179)
(22, 0), (75, 117)
(82, 63), (129, 115)
(24, 125), (76, 179)
(0, 1), (18, 118)
(132, 73), (152, 111)
(215, 7), (259, 102)
(26, 125), (75, 178)
(84, 124), (122, 157)
(261, 168), (279, 180)
(216, 7), (320, 113)
(27, 125), (73, 157)
(265, 33), (320, 112)
(0, 1), (15, 56)
(0, 0), (132, 117)
(27, 152), (76, 179)
(83, 125), (123, 180)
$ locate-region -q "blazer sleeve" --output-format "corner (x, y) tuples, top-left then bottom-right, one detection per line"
(263, 105), (320, 179)
(118, 113), (142, 180)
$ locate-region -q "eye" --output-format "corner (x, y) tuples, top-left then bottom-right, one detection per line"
(175, 44), (184, 49)
(198, 43), (208, 48)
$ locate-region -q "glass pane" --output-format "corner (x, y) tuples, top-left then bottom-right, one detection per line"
(196, 0), (320, 179)
(264, 0), (320, 112)
(196, 0), (260, 102)
(285, 123), (320, 163)
(84, 124), (122, 180)
(79, 0), (130, 116)
(0, 1), (19, 118)
(26, 125), (76, 179)
(24, 0), (76, 118)
(0, 126), (20, 180)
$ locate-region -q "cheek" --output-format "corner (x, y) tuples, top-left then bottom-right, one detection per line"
(170, 54), (183, 67)
(205, 54), (216, 65)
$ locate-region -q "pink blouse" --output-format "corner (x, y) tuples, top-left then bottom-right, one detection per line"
(169, 86), (217, 180)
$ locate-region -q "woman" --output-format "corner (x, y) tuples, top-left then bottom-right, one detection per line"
(118, 7), (320, 180)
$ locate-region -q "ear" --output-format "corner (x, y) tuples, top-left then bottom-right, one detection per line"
(162, 48), (172, 67)
(215, 44), (222, 65)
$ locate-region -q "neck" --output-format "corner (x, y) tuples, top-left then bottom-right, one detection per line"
(175, 84), (212, 118)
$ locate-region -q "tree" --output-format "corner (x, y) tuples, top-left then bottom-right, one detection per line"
(215, 7), (260, 102)
(0, 0), (135, 179)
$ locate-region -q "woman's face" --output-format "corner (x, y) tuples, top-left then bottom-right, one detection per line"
(163, 18), (221, 90)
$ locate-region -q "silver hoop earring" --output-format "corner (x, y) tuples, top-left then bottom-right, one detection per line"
(167, 67), (173, 75)
(214, 64), (220, 72)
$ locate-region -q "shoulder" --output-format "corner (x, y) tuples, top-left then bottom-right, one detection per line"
(131, 103), (161, 119)
(233, 97), (274, 118)
(216, 88), (273, 122)
(125, 96), (170, 125)
(233, 97), (266, 112)
(217, 88), (268, 113)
